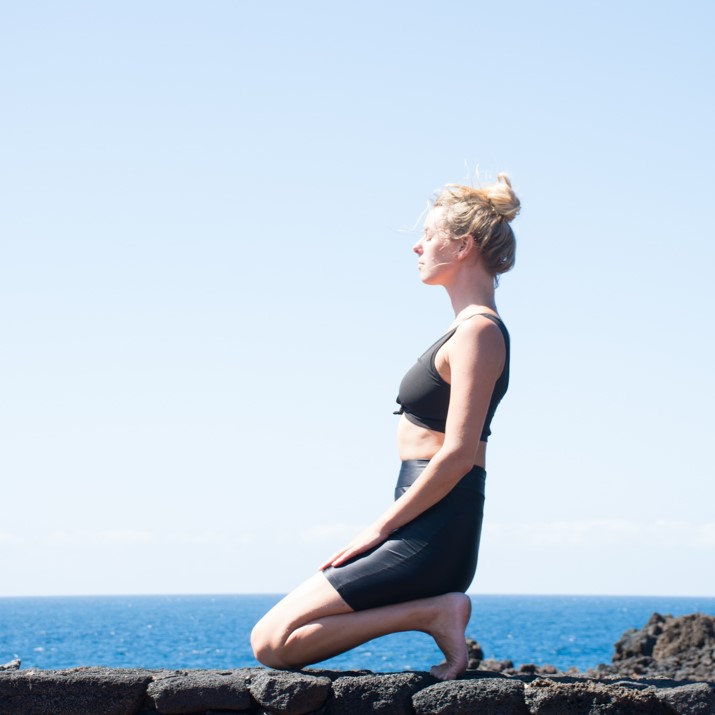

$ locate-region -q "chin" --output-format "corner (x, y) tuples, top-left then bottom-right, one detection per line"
(421, 274), (444, 287)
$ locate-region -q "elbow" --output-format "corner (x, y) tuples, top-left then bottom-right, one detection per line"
(454, 455), (478, 477)
(435, 446), (478, 479)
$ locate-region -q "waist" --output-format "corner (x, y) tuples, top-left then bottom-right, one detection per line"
(396, 459), (486, 497)
(397, 415), (487, 467)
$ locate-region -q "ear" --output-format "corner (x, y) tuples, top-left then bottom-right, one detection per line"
(457, 236), (475, 260)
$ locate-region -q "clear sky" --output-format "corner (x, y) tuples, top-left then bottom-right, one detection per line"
(1, 1), (713, 598)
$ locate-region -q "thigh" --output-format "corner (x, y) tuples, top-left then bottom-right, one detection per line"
(256, 571), (354, 635)
(324, 487), (484, 610)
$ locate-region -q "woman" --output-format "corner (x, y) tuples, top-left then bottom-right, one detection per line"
(251, 174), (520, 680)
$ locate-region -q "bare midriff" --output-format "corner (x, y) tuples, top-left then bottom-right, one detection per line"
(396, 414), (487, 469)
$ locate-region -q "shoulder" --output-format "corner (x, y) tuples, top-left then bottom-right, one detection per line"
(448, 315), (506, 366)
(454, 314), (505, 347)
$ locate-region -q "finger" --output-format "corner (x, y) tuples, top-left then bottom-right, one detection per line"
(333, 537), (381, 567)
(317, 557), (337, 570)
(317, 547), (347, 571)
(331, 546), (362, 567)
(330, 552), (352, 567)
(325, 548), (352, 568)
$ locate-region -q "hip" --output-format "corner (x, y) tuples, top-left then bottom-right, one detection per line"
(395, 459), (486, 501)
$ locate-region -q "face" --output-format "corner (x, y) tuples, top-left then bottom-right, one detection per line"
(412, 207), (461, 285)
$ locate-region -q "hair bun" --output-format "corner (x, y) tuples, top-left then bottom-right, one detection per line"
(433, 170), (520, 280)
(485, 173), (520, 223)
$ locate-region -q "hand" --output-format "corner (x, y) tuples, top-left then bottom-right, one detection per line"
(318, 525), (389, 570)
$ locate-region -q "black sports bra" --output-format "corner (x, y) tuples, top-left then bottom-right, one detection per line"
(394, 313), (510, 441)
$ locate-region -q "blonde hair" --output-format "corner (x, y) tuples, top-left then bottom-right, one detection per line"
(434, 173), (520, 280)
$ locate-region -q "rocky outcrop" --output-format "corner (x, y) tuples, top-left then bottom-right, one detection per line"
(592, 613), (715, 682)
(0, 666), (713, 715)
(465, 612), (715, 683)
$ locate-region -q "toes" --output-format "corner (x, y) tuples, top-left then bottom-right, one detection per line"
(430, 662), (458, 681)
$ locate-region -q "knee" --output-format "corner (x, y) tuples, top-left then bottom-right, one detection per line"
(250, 619), (289, 669)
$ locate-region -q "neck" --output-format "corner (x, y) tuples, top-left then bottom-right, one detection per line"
(444, 265), (497, 319)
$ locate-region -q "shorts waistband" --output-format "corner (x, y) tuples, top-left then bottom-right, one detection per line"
(396, 459), (486, 496)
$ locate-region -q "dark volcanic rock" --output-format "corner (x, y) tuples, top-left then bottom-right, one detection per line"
(464, 637), (563, 677)
(327, 672), (433, 715)
(412, 677), (528, 715)
(461, 669), (508, 680)
(479, 657), (515, 672)
(249, 670), (331, 715)
(654, 682), (715, 715)
(302, 668), (373, 680)
(0, 667), (153, 715)
(653, 614), (715, 660)
(595, 612), (715, 682)
(0, 661), (20, 672)
(524, 677), (672, 714)
(1, 664), (714, 715)
(613, 613), (664, 661)
(147, 668), (252, 713)
(465, 637), (484, 669)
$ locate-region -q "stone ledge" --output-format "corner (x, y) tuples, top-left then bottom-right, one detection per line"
(1, 667), (714, 715)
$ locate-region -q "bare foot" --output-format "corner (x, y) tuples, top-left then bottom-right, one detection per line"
(427, 592), (471, 681)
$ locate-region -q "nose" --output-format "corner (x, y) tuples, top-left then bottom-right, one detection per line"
(412, 238), (423, 254)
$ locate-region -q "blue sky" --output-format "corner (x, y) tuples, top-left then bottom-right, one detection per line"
(1, 1), (713, 597)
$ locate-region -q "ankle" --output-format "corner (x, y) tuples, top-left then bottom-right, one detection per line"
(417, 598), (446, 634)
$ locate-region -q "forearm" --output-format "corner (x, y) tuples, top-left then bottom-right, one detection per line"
(373, 449), (475, 535)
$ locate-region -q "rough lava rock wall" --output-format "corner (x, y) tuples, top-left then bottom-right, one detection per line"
(0, 667), (713, 715)
(2, 613), (715, 714)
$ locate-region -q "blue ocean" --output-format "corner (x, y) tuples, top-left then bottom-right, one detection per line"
(1, 595), (714, 673)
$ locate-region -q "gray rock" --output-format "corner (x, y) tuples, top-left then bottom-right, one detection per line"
(598, 612), (715, 682)
(461, 670), (507, 680)
(327, 672), (433, 715)
(301, 668), (373, 680)
(0, 661), (20, 672)
(654, 682), (715, 715)
(465, 637), (484, 669)
(524, 677), (672, 714)
(613, 621), (661, 661)
(539, 664), (559, 675)
(0, 666), (152, 715)
(606, 680), (651, 690)
(249, 670), (331, 715)
(518, 663), (538, 674)
(412, 677), (528, 715)
(479, 658), (514, 672)
(147, 668), (252, 713)
(653, 614), (715, 661)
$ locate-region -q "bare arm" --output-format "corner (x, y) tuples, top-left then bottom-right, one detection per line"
(321, 317), (505, 569)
